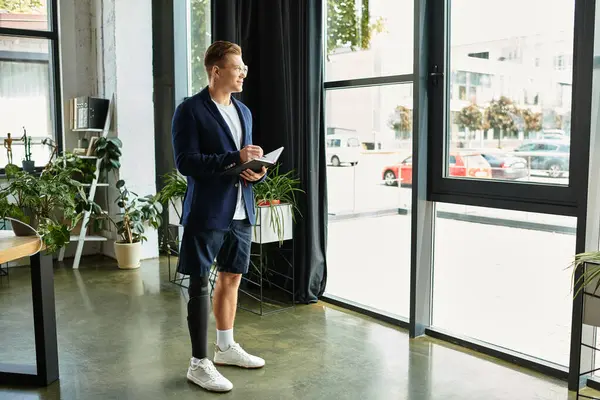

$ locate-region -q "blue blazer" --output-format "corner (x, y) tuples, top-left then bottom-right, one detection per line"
(171, 87), (263, 231)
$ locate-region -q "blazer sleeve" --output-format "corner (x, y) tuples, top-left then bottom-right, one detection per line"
(244, 110), (268, 185)
(171, 102), (240, 177)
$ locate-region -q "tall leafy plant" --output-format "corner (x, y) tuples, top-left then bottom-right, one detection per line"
(99, 180), (163, 244)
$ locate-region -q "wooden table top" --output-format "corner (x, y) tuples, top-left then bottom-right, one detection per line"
(0, 230), (43, 264)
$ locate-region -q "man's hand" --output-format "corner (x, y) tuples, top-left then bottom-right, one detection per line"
(241, 166), (267, 182)
(240, 145), (263, 163)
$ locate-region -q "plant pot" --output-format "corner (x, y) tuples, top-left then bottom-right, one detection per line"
(252, 203), (293, 244)
(11, 210), (39, 236)
(22, 160), (35, 173)
(257, 199), (280, 207)
(114, 241), (142, 269)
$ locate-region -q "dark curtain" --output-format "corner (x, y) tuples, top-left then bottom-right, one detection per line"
(213, 0), (327, 303)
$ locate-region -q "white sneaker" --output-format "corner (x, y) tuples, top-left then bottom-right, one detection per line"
(186, 358), (233, 392)
(214, 343), (266, 369)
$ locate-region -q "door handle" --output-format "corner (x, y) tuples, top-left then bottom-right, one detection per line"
(429, 65), (444, 87)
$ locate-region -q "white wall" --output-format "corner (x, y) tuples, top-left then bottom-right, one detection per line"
(113, 0), (158, 259)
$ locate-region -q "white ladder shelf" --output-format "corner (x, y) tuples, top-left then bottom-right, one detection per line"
(58, 95), (114, 269)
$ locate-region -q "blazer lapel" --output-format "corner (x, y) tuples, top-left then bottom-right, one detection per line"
(232, 99), (248, 148)
(203, 98), (238, 148)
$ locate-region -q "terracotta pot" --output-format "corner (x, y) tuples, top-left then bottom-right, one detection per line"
(114, 241), (141, 269)
(257, 199), (281, 207)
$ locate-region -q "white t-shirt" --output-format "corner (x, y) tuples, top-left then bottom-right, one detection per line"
(213, 99), (247, 220)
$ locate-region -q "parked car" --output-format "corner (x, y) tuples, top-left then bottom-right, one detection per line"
(382, 152), (492, 186)
(512, 140), (570, 178)
(326, 134), (361, 167)
(540, 129), (568, 140)
(480, 152), (529, 180)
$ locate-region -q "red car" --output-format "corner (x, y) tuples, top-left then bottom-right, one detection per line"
(382, 153), (492, 186)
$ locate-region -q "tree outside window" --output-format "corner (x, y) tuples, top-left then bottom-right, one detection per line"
(388, 105), (412, 140)
(189, 0), (211, 94)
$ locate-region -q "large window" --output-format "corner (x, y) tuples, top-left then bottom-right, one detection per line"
(428, 0), (587, 211)
(325, 0), (413, 81)
(432, 204), (575, 367)
(425, 0), (593, 385)
(323, 1), (414, 320)
(445, 0), (574, 185)
(0, 0), (61, 170)
(325, 84), (412, 317)
(323, 0), (598, 390)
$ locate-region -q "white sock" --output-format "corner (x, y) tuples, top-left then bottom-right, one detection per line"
(217, 329), (235, 351)
(191, 357), (206, 364)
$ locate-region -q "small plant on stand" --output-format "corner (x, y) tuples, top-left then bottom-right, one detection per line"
(100, 179), (163, 269)
(253, 164), (303, 245)
(570, 252), (600, 299)
(21, 127), (35, 173)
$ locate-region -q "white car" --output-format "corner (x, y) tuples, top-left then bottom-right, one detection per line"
(326, 134), (361, 167)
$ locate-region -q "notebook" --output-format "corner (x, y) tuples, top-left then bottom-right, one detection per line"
(222, 146), (284, 175)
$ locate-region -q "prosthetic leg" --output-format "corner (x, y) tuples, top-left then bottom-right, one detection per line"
(187, 275), (209, 360)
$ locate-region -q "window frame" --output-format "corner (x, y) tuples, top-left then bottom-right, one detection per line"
(426, 0), (593, 218)
(0, 0), (63, 173)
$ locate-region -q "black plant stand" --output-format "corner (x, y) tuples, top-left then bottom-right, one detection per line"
(164, 223), (189, 288)
(165, 223), (220, 297)
(575, 260), (600, 399)
(237, 239), (295, 316)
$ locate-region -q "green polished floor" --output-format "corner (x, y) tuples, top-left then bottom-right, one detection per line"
(0, 255), (588, 399)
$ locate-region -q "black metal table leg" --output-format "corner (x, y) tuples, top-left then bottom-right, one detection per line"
(0, 252), (59, 386)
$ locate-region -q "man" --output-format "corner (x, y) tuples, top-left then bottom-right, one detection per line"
(171, 40), (267, 393)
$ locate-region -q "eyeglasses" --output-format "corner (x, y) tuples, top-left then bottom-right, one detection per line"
(232, 65), (248, 75)
(218, 64), (248, 76)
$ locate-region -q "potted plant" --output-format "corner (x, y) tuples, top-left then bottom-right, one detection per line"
(45, 152), (97, 184)
(0, 166), (86, 254)
(156, 169), (187, 253)
(252, 165), (303, 245)
(21, 127), (34, 173)
(156, 169), (187, 220)
(570, 252), (600, 297)
(100, 179), (162, 269)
